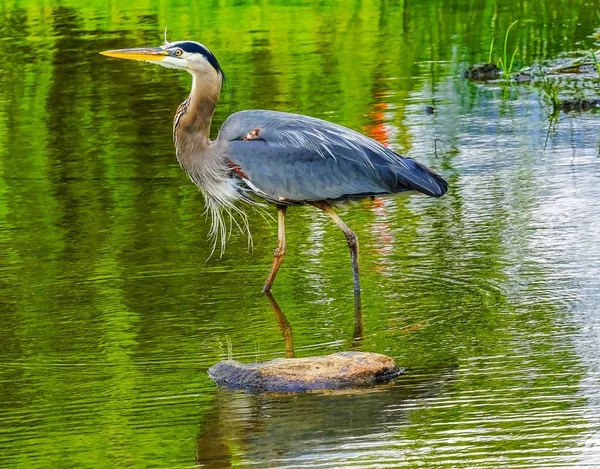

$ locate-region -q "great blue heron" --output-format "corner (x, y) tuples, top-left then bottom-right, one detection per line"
(101, 39), (448, 293)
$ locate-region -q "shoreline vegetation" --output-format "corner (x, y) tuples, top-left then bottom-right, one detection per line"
(464, 17), (600, 118)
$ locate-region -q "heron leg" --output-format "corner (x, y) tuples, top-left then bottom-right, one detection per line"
(311, 201), (361, 293)
(353, 289), (363, 345)
(263, 205), (287, 293)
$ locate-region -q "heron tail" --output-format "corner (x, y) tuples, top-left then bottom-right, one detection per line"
(382, 156), (449, 197)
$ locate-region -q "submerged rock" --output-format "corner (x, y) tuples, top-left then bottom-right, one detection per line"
(463, 63), (501, 81)
(208, 351), (402, 392)
(514, 72), (533, 83)
(551, 63), (596, 75)
(559, 98), (600, 112)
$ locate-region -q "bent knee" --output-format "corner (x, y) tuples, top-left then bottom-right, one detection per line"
(346, 231), (358, 248)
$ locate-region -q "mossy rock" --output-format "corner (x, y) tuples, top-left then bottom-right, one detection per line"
(463, 63), (501, 81)
(559, 98), (600, 112)
(208, 351), (402, 392)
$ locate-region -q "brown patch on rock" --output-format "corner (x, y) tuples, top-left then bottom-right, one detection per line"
(553, 65), (587, 74)
(208, 351), (402, 392)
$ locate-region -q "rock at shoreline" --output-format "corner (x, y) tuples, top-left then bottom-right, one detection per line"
(208, 351), (402, 392)
(559, 98), (600, 112)
(463, 63), (501, 81)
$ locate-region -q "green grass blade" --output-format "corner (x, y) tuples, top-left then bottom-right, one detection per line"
(509, 46), (519, 75)
(503, 20), (519, 73)
(488, 37), (495, 64)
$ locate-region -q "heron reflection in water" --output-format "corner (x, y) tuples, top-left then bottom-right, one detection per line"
(101, 38), (448, 292)
(265, 291), (364, 358)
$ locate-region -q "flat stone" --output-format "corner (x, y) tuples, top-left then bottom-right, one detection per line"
(207, 351), (402, 392)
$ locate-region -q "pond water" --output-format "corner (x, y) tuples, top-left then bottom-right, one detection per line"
(1, 0), (600, 467)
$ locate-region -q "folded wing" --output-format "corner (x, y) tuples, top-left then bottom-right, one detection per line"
(218, 110), (448, 203)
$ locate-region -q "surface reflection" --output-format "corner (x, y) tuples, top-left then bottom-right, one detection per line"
(265, 292), (295, 359)
(195, 371), (453, 467)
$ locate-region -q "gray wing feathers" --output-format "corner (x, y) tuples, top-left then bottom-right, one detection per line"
(219, 110), (448, 202)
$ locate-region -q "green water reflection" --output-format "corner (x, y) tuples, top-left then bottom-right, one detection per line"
(1, 0), (600, 467)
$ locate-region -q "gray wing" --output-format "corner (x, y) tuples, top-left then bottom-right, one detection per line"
(217, 110), (448, 203)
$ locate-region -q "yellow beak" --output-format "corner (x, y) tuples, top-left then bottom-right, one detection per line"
(100, 47), (168, 61)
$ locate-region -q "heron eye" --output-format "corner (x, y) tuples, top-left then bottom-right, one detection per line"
(175, 48), (183, 57)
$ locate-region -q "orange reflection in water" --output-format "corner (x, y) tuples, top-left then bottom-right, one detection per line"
(363, 102), (390, 147)
(370, 197), (395, 277)
(361, 100), (399, 279)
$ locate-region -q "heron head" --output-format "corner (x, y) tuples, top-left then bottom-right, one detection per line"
(101, 40), (224, 78)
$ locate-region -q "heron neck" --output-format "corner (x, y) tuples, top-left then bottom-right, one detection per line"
(174, 69), (222, 168)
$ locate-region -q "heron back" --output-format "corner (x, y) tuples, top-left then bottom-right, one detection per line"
(217, 110), (448, 204)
